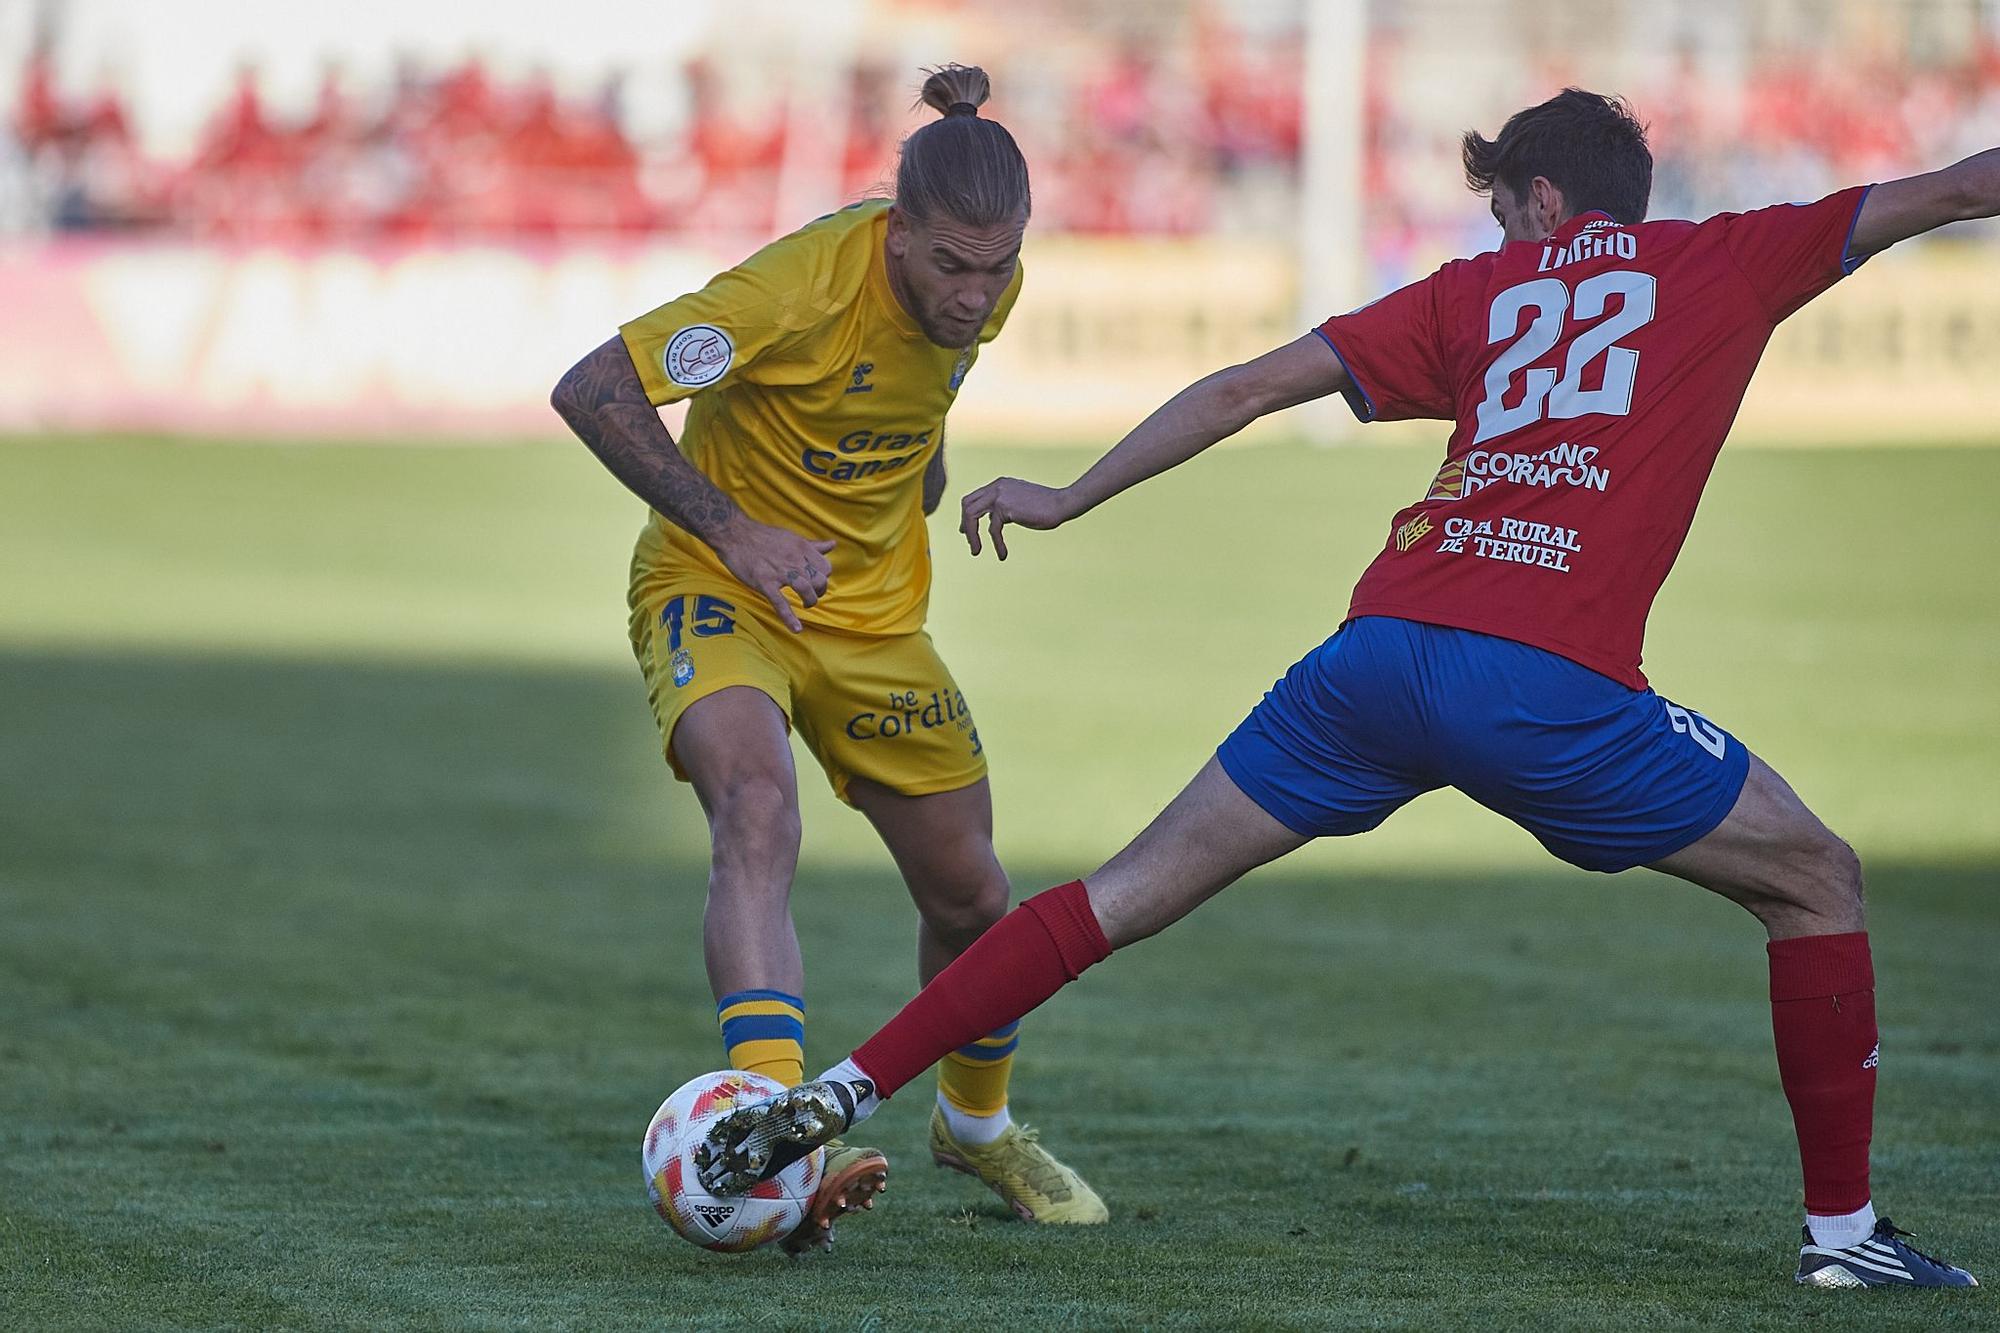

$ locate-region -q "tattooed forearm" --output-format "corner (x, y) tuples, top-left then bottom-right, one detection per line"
(550, 336), (741, 543)
(922, 434), (947, 516)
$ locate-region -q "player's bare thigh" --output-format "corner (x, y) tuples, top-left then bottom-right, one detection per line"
(849, 777), (1011, 967)
(673, 685), (803, 850)
(1647, 750), (1864, 940)
(1083, 756), (1310, 949)
(849, 777), (1007, 925)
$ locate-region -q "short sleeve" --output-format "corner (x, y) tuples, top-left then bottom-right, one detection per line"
(1713, 185), (1873, 324)
(1313, 268), (1455, 423)
(619, 229), (835, 406)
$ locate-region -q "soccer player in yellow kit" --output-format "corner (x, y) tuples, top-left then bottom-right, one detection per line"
(551, 65), (1104, 1250)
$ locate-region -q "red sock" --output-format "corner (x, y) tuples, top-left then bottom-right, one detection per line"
(853, 881), (1111, 1098)
(1768, 931), (1876, 1216)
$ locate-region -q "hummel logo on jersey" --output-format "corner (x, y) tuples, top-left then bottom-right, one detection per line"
(693, 1203), (734, 1227)
(845, 362), (876, 394)
(1863, 1043), (1880, 1070)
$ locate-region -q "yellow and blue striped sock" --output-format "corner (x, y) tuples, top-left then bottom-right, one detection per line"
(716, 989), (805, 1089)
(937, 1019), (1019, 1119)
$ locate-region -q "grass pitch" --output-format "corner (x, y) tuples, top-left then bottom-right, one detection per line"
(1, 436), (1995, 1330)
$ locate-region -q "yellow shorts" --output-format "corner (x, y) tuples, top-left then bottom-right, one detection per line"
(629, 582), (987, 804)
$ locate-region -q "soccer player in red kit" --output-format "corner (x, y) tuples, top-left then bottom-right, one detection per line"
(699, 90), (1989, 1287)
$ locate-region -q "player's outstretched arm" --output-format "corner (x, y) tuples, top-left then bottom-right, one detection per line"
(551, 336), (833, 632)
(1849, 146), (2000, 258)
(960, 332), (1350, 558)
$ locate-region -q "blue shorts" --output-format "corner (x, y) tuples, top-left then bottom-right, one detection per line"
(1215, 617), (1750, 873)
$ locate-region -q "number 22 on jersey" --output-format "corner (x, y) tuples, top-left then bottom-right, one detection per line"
(1472, 270), (1657, 444)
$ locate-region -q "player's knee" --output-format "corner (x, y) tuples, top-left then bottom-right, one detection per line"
(1819, 833), (1864, 907)
(914, 866), (1009, 950)
(705, 774), (802, 857)
(1760, 827), (1864, 926)
(1794, 827), (1862, 899)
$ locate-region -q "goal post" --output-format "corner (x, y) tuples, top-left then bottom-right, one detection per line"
(1297, 0), (1367, 441)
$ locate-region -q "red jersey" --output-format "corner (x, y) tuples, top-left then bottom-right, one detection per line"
(1321, 186), (1871, 687)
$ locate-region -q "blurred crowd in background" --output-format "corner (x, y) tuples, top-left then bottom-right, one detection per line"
(1365, 11), (2000, 282)
(0, 10), (1301, 244)
(8, 0), (2000, 283)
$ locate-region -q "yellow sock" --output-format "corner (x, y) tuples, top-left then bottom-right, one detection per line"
(937, 1020), (1018, 1116)
(717, 989), (805, 1088)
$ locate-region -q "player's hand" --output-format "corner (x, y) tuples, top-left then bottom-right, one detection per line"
(711, 518), (836, 632)
(959, 477), (1078, 560)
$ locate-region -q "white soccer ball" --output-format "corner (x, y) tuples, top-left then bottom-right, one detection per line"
(642, 1070), (823, 1252)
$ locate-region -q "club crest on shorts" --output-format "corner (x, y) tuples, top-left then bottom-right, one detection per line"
(671, 647), (696, 688)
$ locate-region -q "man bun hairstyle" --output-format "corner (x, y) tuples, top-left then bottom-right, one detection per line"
(896, 64), (1031, 227)
(1462, 88), (1653, 225)
(919, 62), (988, 118)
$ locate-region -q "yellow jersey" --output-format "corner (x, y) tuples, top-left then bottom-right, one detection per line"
(619, 200), (1023, 636)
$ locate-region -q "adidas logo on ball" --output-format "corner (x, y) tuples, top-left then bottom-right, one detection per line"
(693, 1204), (734, 1228)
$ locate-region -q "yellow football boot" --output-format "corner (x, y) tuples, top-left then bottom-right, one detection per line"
(928, 1107), (1108, 1224)
(781, 1141), (888, 1255)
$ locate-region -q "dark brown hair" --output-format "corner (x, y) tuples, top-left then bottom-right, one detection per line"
(1462, 89), (1652, 225)
(894, 64), (1031, 226)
